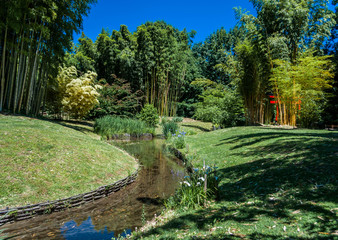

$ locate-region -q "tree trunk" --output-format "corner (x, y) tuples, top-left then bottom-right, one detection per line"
(4, 43), (14, 108)
(0, 25), (8, 112)
(13, 16), (26, 113)
(8, 45), (19, 110)
(18, 55), (30, 112)
(26, 30), (42, 115)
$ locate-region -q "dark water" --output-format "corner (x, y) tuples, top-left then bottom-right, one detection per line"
(1, 139), (184, 239)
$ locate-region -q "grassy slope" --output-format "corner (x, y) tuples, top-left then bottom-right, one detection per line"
(155, 118), (213, 136)
(0, 115), (138, 208)
(133, 125), (338, 239)
(179, 120), (213, 135)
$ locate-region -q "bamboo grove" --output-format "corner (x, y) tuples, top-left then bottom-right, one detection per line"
(1, 0), (338, 127)
(68, 21), (197, 117)
(214, 0), (336, 126)
(0, 0), (96, 115)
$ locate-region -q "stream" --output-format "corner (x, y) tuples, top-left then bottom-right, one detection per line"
(1, 139), (185, 239)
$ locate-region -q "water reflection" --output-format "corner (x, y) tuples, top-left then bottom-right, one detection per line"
(1, 139), (184, 239)
(61, 216), (126, 240)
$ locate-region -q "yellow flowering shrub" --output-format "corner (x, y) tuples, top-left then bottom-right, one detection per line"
(57, 66), (101, 118)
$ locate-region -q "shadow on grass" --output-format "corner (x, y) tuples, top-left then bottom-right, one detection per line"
(180, 124), (211, 132)
(52, 119), (95, 135)
(135, 130), (337, 239)
(1, 113), (96, 136)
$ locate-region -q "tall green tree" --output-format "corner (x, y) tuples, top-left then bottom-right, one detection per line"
(135, 21), (196, 116)
(226, 0), (335, 125)
(323, 0), (338, 124)
(270, 51), (333, 126)
(192, 26), (246, 84)
(0, 0), (97, 116)
(65, 21), (199, 117)
(65, 32), (96, 73)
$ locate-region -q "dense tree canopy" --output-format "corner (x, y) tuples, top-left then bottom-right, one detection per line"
(208, 0), (336, 126)
(0, 0), (97, 116)
(67, 21), (200, 117)
(1, 0), (337, 127)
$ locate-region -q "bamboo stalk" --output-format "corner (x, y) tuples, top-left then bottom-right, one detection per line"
(0, 25), (8, 112)
(26, 30), (43, 115)
(8, 44), (19, 110)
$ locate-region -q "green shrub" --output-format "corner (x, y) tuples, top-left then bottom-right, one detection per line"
(176, 101), (196, 118)
(172, 116), (184, 122)
(94, 116), (154, 138)
(194, 105), (222, 124)
(168, 130), (186, 149)
(161, 117), (169, 125)
(161, 120), (179, 138)
(298, 97), (324, 128)
(165, 165), (220, 210)
(88, 76), (143, 119)
(138, 104), (159, 127)
(194, 87), (245, 127)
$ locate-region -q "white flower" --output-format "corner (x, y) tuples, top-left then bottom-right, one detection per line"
(198, 177), (205, 182)
(183, 181), (191, 187)
(197, 182), (201, 186)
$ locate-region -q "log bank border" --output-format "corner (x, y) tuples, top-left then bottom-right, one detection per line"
(0, 170), (138, 225)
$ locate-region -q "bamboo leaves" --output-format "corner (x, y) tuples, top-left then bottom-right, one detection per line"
(134, 21), (194, 116)
(270, 51), (334, 126)
(225, 0), (336, 125)
(0, 0), (97, 116)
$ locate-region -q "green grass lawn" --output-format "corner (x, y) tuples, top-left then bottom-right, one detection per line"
(132, 126), (338, 239)
(0, 114), (138, 208)
(155, 118), (213, 136)
(179, 120), (213, 135)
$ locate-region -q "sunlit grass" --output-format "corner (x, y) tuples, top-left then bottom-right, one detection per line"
(179, 120), (213, 135)
(131, 126), (338, 239)
(0, 115), (138, 208)
(155, 118), (213, 136)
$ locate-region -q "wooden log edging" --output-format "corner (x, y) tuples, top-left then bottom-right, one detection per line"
(0, 170), (138, 226)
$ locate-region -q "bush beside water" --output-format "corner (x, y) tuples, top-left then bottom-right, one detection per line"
(168, 130), (186, 149)
(161, 120), (179, 138)
(165, 165), (220, 210)
(138, 104), (159, 128)
(94, 116), (154, 139)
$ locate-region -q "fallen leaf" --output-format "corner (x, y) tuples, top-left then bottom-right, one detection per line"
(292, 210), (301, 214)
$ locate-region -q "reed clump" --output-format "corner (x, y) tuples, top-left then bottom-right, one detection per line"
(94, 116), (154, 139)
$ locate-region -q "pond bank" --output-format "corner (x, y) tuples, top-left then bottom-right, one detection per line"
(127, 126), (338, 239)
(0, 170), (138, 225)
(1, 139), (185, 239)
(0, 115), (138, 210)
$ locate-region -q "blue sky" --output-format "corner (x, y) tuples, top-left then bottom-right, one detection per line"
(75, 0), (336, 44)
(74, 0), (257, 44)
